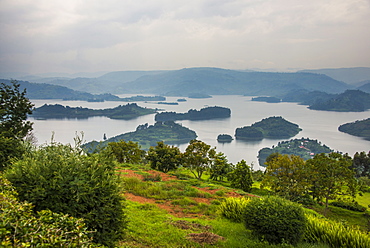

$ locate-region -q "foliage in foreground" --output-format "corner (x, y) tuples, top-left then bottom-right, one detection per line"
(0, 174), (97, 247)
(244, 196), (307, 245)
(218, 197), (250, 222)
(4, 142), (127, 247)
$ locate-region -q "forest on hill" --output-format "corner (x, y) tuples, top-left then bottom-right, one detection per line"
(339, 118), (370, 141)
(155, 106), (231, 121)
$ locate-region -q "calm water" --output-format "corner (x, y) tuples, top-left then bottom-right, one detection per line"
(29, 95), (370, 170)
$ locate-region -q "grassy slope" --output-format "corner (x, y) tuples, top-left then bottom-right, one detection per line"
(116, 164), (369, 247)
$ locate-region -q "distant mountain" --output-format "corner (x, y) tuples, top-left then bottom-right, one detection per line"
(120, 67), (349, 96)
(298, 67), (370, 85)
(357, 81), (370, 93)
(308, 90), (370, 112)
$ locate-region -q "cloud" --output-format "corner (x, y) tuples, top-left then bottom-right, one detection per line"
(0, 0), (369, 73)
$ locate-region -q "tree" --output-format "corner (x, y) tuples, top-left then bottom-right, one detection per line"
(209, 152), (231, 181)
(0, 80), (34, 170)
(0, 80), (33, 139)
(183, 139), (216, 179)
(105, 140), (145, 164)
(262, 154), (310, 201)
(5, 142), (127, 247)
(227, 160), (253, 192)
(352, 151), (370, 178)
(306, 153), (357, 212)
(146, 141), (183, 173)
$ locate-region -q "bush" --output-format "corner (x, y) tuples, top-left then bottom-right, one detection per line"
(244, 196), (307, 245)
(218, 197), (250, 222)
(4, 143), (127, 247)
(330, 201), (367, 212)
(305, 213), (370, 248)
(0, 174), (97, 247)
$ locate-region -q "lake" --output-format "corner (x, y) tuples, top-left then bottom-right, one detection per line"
(29, 95), (370, 170)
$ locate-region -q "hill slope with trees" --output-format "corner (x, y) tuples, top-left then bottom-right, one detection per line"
(155, 106), (231, 121)
(338, 118), (370, 140)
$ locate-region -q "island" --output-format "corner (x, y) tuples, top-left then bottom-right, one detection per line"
(31, 103), (156, 120)
(155, 106), (231, 122)
(257, 138), (334, 167)
(83, 121), (197, 151)
(177, 98), (187, 102)
(217, 134), (233, 143)
(235, 116), (301, 140)
(188, 93), (212, 99)
(338, 118), (370, 141)
(251, 96), (281, 103)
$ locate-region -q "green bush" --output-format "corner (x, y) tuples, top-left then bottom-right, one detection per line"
(305, 213), (370, 248)
(0, 174), (97, 247)
(218, 197), (250, 222)
(4, 143), (127, 247)
(330, 201), (367, 212)
(244, 196), (307, 245)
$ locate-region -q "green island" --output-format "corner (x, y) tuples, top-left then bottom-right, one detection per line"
(155, 106), (231, 122)
(31, 103), (156, 120)
(338, 118), (370, 140)
(83, 121), (197, 151)
(217, 134), (233, 142)
(251, 96), (281, 103)
(235, 116), (301, 140)
(258, 138), (334, 166)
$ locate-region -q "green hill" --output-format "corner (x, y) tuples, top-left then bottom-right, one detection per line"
(338, 118), (370, 141)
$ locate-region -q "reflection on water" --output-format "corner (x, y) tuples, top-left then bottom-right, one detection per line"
(30, 95), (370, 170)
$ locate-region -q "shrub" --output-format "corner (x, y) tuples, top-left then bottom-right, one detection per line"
(4, 143), (127, 247)
(244, 196), (307, 245)
(218, 197), (250, 222)
(330, 201), (367, 212)
(305, 213), (370, 248)
(0, 174), (97, 247)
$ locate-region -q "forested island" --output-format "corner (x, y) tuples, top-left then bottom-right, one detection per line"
(235, 116), (301, 140)
(217, 134), (233, 142)
(251, 96), (281, 103)
(31, 103), (156, 120)
(83, 121), (197, 151)
(155, 106), (231, 121)
(338, 118), (370, 140)
(258, 138), (333, 166)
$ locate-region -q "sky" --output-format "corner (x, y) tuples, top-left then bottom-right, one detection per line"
(0, 0), (369, 75)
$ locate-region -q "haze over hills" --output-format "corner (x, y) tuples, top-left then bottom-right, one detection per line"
(298, 67), (370, 85)
(1, 67), (362, 97)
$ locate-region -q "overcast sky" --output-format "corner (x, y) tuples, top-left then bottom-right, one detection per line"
(1, 0), (369, 74)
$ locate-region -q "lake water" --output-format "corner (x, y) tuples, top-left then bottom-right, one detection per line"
(29, 95), (370, 170)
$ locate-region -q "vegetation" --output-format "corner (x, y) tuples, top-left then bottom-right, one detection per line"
(32, 103), (156, 119)
(258, 138), (333, 167)
(218, 197), (250, 223)
(217, 134), (233, 142)
(155, 106), (231, 121)
(244, 196), (307, 245)
(105, 140), (146, 164)
(308, 90), (370, 112)
(227, 160), (253, 192)
(235, 116), (301, 140)
(251, 96), (281, 103)
(147, 141), (183, 173)
(4, 142), (127, 247)
(339, 118), (370, 141)
(84, 121), (197, 151)
(352, 151), (370, 178)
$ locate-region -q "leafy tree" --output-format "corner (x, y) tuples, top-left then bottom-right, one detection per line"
(183, 139), (216, 179)
(262, 154), (310, 201)
(227, 160), (253, 192)
(306, 153), (357, 212)
(352, 151), (370, 178)
(146, 141), (183, 173)
(209, 152), (231, 181)
(5, 142), (127, 247)
(105, 140), (145, 164)
(0, 80), (34, 170)
(0, 174), (97, 247)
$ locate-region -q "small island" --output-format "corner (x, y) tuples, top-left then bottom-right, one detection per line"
(177, 98), (187, 102)
(217, 134), (233, 143)
(83, 121), (197, 151)
(338, 118), (370, 140)
(155, 106), (231, 122)
(251, 96), (281, 103)
(188, 93), (212, 99)
(257, 138), (333, 167)
(31, 103), (156, 120)
(235, 116), (301, 140)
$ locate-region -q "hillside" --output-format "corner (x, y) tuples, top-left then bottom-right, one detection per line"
(121, 67), (349, 96)
(357, 81), (370, 93)
(235, 116), (301, 140)
(299, 67), (370, 85)
(338, 118), (370, 141)
(155, 106), (231, 121)
(308, 90), (370, 112)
